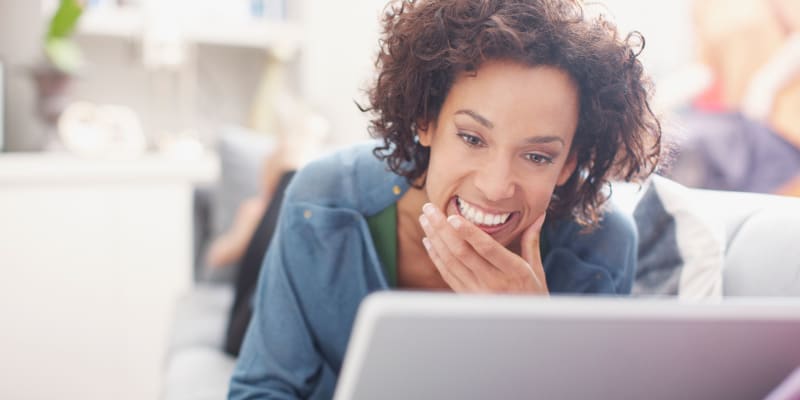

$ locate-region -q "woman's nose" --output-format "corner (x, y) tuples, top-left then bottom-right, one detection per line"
(474, 158), (516, 201)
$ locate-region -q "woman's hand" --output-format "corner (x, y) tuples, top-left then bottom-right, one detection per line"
(419, 203), (549, 295)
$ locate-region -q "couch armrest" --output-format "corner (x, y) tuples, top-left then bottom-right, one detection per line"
(723, 204), (800, 296)
(689, 190), (800, 296)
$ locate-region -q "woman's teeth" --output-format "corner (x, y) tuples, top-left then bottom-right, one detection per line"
(456, 198), (511, 226)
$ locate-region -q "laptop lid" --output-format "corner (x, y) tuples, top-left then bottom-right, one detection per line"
(335, 292), (800, 400)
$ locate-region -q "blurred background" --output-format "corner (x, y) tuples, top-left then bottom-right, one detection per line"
(1, 0), (798, 399)
(0, 0), (699, 155)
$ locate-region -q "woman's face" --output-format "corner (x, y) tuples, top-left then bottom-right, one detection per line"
(418, 61), (579, 248)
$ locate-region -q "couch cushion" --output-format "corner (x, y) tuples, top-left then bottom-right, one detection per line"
(724, 203), (800, 296)
(632, 176), (725, 299)
(200, 126), (276, 283)
(162, 347), (236, 400)
(213, 127), (276, 238)
(167, 284), (233, 357)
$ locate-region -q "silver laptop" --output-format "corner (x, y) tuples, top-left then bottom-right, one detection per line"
(334, 292), (800, 400)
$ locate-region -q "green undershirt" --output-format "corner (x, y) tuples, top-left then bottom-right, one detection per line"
(366, 203), (398, 288)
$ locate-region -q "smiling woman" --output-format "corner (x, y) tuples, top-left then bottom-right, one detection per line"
(416, 63), (578, 246)
(229, 0), (662, 398)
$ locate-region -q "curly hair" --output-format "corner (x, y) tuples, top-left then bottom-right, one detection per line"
(364, 0), (662, 228)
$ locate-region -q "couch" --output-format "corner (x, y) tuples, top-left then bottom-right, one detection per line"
(161, 149), (800, 399)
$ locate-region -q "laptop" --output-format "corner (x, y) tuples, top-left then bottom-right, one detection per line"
(334, 292), (800, 400)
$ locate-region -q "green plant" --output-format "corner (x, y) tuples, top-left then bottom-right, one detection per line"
(45, 0), (85, 74)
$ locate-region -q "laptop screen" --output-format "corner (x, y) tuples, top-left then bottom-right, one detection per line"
(335, 293), (800, 400)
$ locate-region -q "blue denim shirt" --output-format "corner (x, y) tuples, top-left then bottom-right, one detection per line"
(229, 142), (637, 399)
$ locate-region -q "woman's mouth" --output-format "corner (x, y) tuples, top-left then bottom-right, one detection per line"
(452, 196), (518, 234)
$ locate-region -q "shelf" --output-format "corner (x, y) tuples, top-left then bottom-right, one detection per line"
(78, 7), (144, 38)
(182, 17), (302, 51)
(0, 152), (219, 184)
(66, 7), (302, 51)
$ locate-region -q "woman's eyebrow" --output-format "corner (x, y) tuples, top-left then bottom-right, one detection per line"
(455, 109), (494, 129)
(524, 136), (565, 146)
(455, 108), (565, 146)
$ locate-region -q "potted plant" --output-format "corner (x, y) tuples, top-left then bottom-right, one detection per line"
(32, 0), (84, 148)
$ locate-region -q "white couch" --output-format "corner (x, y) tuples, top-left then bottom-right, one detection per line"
(161, 181), (800, 400)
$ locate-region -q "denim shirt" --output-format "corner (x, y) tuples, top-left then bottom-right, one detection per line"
(228, 142), (637, 399)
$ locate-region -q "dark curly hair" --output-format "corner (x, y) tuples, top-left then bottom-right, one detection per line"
(364, 0), (662, 228)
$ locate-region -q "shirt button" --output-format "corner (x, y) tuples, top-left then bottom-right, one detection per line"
(595, 273), (603, 280)
(304, 210), (312, 219)
(392, 185), (401, 195)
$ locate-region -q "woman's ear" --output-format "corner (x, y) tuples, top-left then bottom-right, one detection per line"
(416, 120), (432, 147)
(557, 152), (578, 186)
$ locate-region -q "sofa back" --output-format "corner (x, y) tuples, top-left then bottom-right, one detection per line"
(689, 189), (800, 296)
(619, 177), (800, 298)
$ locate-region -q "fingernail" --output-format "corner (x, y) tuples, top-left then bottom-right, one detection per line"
(447, 215), (462, 229)
(422, 237), (431, 250)
(422, 203), (435, 216)
(419, 214), (429, 228)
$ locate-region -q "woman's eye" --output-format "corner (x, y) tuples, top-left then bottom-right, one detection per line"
(526, 153), (553, 165)
(457, 133), (483, 147)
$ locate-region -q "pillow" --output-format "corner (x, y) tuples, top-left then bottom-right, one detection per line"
(199, 126), (276, 283)
(213, 126), (276, 238)
(632, 176), (724, 299)
(723, 200), (800, 296)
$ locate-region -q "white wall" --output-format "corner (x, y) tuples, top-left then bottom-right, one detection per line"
(298, 0), (385, 147)
(596, 0), (695, 82)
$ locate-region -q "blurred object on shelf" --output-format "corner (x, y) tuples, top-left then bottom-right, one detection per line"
(30, 64), (74, 128)
(137, 2), (199, 159)
(142, 0), (187, 69)
(31, 0), (86, 151)
(60, 0), (299, 50)
(57, 101), (147, 159)
(157, 132), (206, 160)
(44, 0), (85, 75)
(250, 0), (287, 21)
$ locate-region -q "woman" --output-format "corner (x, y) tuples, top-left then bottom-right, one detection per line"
(229, 0), (661, 398)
